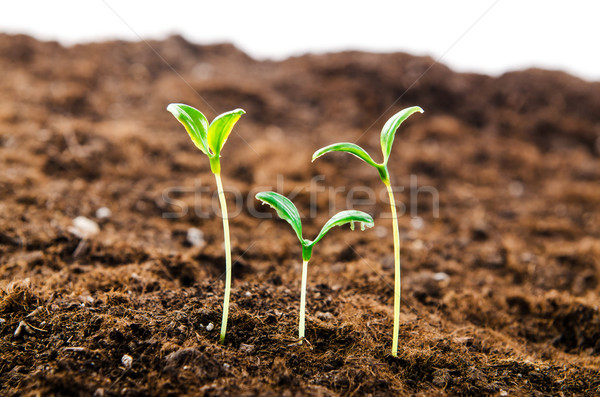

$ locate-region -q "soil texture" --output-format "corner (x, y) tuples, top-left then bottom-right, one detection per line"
(1, 34), (600, 396)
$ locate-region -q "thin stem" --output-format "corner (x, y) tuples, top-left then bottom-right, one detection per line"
(214, 172), (232, 344)
(385, 181), (401, 357)
(299, 259), (309, 340)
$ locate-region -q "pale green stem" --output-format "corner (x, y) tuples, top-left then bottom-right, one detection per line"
(214, 172), (232, 344)
(385, 181), (401, 357)
(299, 259), (309, 340)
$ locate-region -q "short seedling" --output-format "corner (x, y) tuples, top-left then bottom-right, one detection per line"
(167, 103), (245, 344)
(256, 191), (374, 341)
(312, 106), (423, 356)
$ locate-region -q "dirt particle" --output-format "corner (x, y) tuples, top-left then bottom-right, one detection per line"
(121, 354), (133, 369)
(239, 343), (255, 354)
(68, 216), (99, 239)
(95, 207), (112, 219)
(186, 227), (205, 248)
(432, 368), (451, 388)
(316, 312), (334, 321)
(92, 388), (104, 397)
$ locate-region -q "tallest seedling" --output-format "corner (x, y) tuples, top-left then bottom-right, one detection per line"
(167, 103), (245, 344)
(312, 106), (423, 357)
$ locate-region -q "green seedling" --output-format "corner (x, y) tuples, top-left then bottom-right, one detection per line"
(312, 106), (423, 356)
(256, 191), (374, 341)
(167, 103), (245, 344)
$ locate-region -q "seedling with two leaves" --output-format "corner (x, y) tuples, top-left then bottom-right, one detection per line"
(312, 106), (423, 356)
(256, 191), (374, 341)
(167, 103), (245, 344)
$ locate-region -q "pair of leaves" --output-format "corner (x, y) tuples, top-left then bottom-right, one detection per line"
(256, 191), (374, 261)
(167, 103), (245, 160)
(312, 106), (423, 180)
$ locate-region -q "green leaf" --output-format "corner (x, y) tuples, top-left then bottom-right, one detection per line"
(312, 142), (379, 167)
(310, 210), (374, 247)
(167, 103), (210, 155)
(208, 108), (245, 156)
(256, 191), (303, 244)
(380, 106), (423, 164)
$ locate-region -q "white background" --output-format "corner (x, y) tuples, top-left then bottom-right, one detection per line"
(1, 0), (598, 81)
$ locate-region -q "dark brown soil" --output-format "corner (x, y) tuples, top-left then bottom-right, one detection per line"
(1, 33), (599, 396)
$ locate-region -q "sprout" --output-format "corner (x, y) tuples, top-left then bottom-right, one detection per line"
(312, 106), (423, 357)
(256, 191), (374, 341)
(167, 103), (245, 344)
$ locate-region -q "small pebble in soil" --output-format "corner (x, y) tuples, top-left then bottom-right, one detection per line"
(411, 239), (426, 251)
(121, 354), (133, 369)
(244, 291), (252, 297)
(508, 180), (525, 197)
(26, 307), (43, 318)
(316, 311), (334, 321)
(206, 322), (214, 331)
(410, 216), (424, 230)
(0, 318), (5, 324)
(432, 272), (450, 282)
(68, 216), (100, 239)
(239, 344), (255, 354)
(93, 388), (105, 397)
(453, 336), (474, 345)
(186, 227), (205, 248)
(79, 295), (94, 305)
(14, 321), (33, 337)
(63, 346), (88, 353)
(95, 207), (112, 219)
